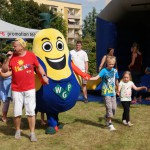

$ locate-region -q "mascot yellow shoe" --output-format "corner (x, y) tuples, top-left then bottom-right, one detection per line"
(33, 28), (90, 134)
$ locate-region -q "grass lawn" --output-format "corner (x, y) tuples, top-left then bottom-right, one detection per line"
(0, 101), (150, 150)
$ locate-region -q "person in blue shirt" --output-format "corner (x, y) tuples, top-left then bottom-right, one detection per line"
(0, 57), (12, 122)
(89, 56), (119, 131)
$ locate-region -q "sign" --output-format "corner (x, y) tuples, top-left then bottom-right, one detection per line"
(53, 83), (73, 100)
(0, 31), (38, 39)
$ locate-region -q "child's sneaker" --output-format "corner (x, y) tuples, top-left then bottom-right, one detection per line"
(122, 120), (128, 125)
(108, 124), (116, 131)
(127, 122), (133, 127)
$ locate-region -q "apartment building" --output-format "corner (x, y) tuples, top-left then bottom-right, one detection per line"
(33, 0), (82, 44)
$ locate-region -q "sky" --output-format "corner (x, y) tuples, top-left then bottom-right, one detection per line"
(60, 0), (106, 19)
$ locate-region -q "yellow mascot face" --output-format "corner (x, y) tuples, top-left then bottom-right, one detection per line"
(33, 29), (71, 80)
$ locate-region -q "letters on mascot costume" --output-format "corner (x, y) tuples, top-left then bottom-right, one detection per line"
(32, 28), (90, 134)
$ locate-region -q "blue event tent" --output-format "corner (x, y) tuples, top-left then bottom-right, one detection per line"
(96, 0), (150, 71)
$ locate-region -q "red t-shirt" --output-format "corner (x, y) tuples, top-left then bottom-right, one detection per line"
(9, 51), (39, 92)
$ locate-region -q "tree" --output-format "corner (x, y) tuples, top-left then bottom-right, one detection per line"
(82, 8), (98, 74)
(82, 34), (96, 52)
(2, 0), (50, 29)
(1, 0), (67, 36)
(2, 0), (30, 27)
(50, 13), (67, 38)
(0, 0), (9, 19)
(25, 1), (50, 29)
(82, 34), (96, 74)
(82, 7), (97, 41)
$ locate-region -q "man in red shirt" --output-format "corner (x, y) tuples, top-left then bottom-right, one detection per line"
(2, 38), (49, 142)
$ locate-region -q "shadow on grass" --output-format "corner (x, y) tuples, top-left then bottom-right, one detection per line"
(0, 117), (46, 137)
(118, 103), (143, 109)
(73, 118), (106, 128)
(0, 119), (28, 138)
(99, 116), (123, 125)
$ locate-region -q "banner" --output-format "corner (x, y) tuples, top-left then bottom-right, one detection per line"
(0, 31), (38, 39)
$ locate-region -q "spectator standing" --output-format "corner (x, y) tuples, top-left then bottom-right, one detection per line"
(0, 57), (12, 122)
(128, 42), (142, 102)
(70, 41), (89, 103)
(98, 48), (117, 71)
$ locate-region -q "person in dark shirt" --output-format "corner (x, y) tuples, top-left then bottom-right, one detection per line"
(128, 42), (142, 102)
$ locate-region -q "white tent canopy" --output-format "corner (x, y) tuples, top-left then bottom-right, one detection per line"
(0, 19), (39, 39)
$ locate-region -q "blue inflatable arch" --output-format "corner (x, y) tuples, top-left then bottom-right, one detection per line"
(96, 0), (150, 71)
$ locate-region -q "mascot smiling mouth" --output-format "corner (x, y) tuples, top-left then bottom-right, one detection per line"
(45, 54), (66, 70)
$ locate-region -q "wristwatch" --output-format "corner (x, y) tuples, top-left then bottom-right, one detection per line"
(42, 74), (46, 77)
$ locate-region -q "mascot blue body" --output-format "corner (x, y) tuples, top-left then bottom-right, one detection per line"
(33, 28), (88, 134)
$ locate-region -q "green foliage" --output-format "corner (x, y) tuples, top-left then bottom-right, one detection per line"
(88, 52), (97, 75)
(82, 34), (97, 74)
(2, 0), (30, 28)
(2, 0), (50, 29)
(68, 44), (75, 51)
(0, 0), (9, 19)
(1, 0), (67, 37)
(82, 34), (96, 52)
(50, 13), (67, 38)
(82, 7), (97, 41)
(0, 43), (12, 54)
(82, 8), (97, 74)
(25, 0), (50, 29)
(26, 42), (33, 51)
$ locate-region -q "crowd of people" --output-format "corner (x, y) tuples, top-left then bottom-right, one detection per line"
(95, 42), (149, 130)
(0, 39), (150, 141)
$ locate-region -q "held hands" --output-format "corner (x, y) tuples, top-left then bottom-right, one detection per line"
(82, 73), (91, 80)
(116, 91), (120, 96)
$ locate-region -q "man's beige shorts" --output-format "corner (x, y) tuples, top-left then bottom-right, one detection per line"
(12, 89), (36, 117)
(82, 78), (87, 85)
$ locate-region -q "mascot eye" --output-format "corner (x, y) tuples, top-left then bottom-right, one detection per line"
(56, 41), (64, 51)
(42, 42), (52, 52)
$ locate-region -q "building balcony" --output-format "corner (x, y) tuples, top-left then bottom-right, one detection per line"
(68, 14), (80, 19)
(68, 34), (74, 38)
(68, 34), (79, 38)
(68, 24), (81, 29)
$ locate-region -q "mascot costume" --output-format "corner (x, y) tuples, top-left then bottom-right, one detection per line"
(32, 28), (90, 134)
